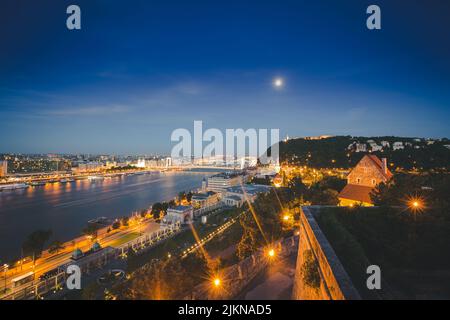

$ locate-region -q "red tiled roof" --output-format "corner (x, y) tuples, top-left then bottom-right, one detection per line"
(338, 184), (374, 204)
(366, 155), (393, 180)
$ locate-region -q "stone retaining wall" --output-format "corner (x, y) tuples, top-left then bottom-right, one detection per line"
(292, 206), (360, 300)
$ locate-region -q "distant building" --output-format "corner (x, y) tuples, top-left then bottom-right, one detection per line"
(338, 155), (393, 206)
(201, 177), (207, 192)
(0, 160), (7, 177)
(223, 195), (244, 207)
(73, 161), (104, 173)
(191, 190), (221, 216)
(368, 141), (383, 152)
(136, 158), (146, 168)
(222, 184), (271, 207)
(134, 157), (172, 168)
(380, 141), (390, 148)
(392, 142), (404, 150)
(162, 205), (194, 225)
(303, 135), (334, 140)
(207, 172), (243, 193)
(191, 191), (220, 209)
(355, 143), (367, 153)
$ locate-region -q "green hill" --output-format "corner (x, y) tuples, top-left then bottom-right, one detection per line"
(278, 136), (450, 171)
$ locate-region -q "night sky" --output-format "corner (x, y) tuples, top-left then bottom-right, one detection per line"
(0, 0), (449, 154)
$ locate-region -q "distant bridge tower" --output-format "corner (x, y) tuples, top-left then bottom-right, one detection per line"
(201, 177), (207, 192)
(165, 157), (172, 168)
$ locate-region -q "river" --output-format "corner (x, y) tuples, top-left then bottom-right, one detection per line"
(0, 171), (215, 261)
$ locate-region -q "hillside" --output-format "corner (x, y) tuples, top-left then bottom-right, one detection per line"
(279, 136), (450, 171)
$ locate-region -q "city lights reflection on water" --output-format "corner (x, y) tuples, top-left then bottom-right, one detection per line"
(0, 171), (207, 261)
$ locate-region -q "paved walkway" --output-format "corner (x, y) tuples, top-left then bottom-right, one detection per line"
(237, 254), (297, 300)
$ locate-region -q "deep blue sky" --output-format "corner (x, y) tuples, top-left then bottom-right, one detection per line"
(0, 0), (449, 154)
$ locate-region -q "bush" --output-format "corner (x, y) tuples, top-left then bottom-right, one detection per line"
(301, 250), (321, 289)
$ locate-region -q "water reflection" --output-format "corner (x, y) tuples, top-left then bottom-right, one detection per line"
(0, 172), (209, 260)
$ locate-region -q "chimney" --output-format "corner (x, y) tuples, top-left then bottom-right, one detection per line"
(382, 158), (388, 174)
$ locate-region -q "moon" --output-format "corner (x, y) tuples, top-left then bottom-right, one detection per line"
(273, 77), (284, 88)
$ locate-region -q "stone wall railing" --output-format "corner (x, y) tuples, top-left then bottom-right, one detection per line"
(292, 206), (361, 300)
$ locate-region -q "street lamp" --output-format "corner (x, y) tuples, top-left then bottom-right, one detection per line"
(268, 249), (275, 258)
(3, 264), (8, 294)
(408, 197), (424, 212)
(213, 278), (221, 288)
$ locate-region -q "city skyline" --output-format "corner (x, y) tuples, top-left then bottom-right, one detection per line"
(1, 1), (449, 303)
(1, 0), (450, 154)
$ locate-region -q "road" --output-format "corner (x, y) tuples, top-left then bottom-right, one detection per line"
(1, 219), (160, 296)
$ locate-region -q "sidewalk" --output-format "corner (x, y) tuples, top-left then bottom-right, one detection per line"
(238, 254), (297, 300)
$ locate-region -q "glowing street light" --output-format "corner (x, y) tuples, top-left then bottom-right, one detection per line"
(3, 264), (8, 293)
(283, 214), (290, 221)
(409, 198), (424, 211)
(268, 249), (275, 258)
(213, 277), (221, 288)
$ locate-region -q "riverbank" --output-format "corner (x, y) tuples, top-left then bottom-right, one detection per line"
(0, 171), (215, 261)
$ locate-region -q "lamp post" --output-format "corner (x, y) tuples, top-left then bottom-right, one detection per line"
(3, 264), (8, 294)
(213, 277), (221, 288)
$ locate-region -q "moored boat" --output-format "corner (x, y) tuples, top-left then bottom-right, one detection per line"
(30, 181), (47, 187)
(0, 183), (29, 191)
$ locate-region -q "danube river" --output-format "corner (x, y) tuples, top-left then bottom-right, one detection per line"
(0, 171), (214, 261)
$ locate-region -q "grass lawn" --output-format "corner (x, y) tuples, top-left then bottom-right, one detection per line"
(315, 206), (450, 299)
(109, 232), (141, 248)
(125, 207), (242, 272)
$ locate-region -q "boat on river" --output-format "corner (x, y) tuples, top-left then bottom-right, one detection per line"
(0, 183), (29, 191)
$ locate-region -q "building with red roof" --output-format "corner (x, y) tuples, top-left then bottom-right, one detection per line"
(338, 155), (393, 206)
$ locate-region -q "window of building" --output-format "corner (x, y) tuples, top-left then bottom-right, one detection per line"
(356, 178), (361, 184)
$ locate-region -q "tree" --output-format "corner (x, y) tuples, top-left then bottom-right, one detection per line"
(121, 216), (129, 227)
(22, 229), (52, 261)
(116, 257), (196, 300)
(178, 191), (186, 203)
(152, 203), (164, 220)
(250, 176), (271, 185)
(301, 250), (321, 289)
(82, 224), (99, 241)
(309, 188), (339, 205)
(288, 176), (307, 197)
(236, 211), (262, 260)
(168, 200), (176, 208)
(81, 282), (101, 300)
(317, 176), (346, 192)
(48, 240), (65, 255)
(112, 221), (121, 230)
